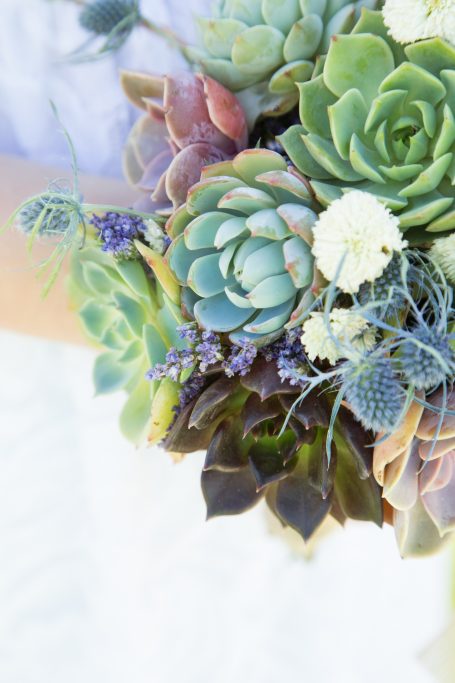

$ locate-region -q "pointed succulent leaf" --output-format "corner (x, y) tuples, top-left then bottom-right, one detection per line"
(189, 377), (239, 430)
(148, 378), (180, 446)
(135, 241), (181, 305)
(273, 445), (333, 541)
(241, 357), (296, 400)
(203, 416), (250, 471)
(202, 467), (263, 518)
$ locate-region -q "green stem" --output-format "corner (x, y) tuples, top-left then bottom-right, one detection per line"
(139, 16), (191, 62)
(82, 203), (164, 222)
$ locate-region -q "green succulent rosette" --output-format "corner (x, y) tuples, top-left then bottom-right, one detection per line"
(280, 9), (455, 238)
(189, 0), (380, 126)
(165, 149), (322, 346)
(68, 243), (186, 445)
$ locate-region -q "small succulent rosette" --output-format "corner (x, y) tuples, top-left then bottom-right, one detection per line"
(121, 70), (248, 213)
(187, 0), (381, 126)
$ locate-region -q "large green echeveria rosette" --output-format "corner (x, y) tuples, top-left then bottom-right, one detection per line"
(189, 0), (381, 126)
(165, 149), (322, 346)
(280, 9), (455, 237)
(68, 244), (185, 445)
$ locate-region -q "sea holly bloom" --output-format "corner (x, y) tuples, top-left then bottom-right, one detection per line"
(374, 388), (455, 557)
(280, 9), (455, 239)
(121, 70), (248, 213)
(383, 0), (455, 47)
(188, 0), (381, 126)
(165, 149), (322, 346)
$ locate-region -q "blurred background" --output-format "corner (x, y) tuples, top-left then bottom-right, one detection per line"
(0, 2), (453, 682)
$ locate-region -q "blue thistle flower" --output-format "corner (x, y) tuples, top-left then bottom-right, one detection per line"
(342, 354), (405, 434)
(400, 325), (455, 391)
(358, 255), (407, 318)
(79, 0), (139, 36)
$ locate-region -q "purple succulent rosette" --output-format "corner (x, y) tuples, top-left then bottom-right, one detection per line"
(121, 69), (248, 213)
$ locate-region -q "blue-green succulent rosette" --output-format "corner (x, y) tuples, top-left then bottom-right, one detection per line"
(8, 2), (455, 558)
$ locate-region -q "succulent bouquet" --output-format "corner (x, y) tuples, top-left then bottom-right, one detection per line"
(9, 0), (455, 557)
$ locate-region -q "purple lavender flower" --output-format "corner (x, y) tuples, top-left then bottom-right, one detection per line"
(195, 331), (223, 372)
(178, 374), (206, 408)
(222, 339), (257, 377)
(91, 211), (146, 259)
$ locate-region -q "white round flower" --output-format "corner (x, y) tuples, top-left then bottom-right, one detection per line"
(430, 234), (455, 284)
(383, 0), (455, 46)
(301, 308), (377, 366)
(312, 191), (407, 294)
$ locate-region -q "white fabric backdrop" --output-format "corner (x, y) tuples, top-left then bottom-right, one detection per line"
(0, 2), (452, 682)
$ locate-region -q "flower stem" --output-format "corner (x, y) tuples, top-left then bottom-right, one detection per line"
(139, 16), (191, 62)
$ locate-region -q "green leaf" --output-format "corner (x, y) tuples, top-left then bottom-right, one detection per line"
(93, 351), (135, 394)
(194, 292), (254, 331)
(278, 124), (332, 179)
(197, 17), (248, 59)
(184, 212), (227, 250)
(79, 301), (116, 341)
(231, 25), (285, 76)
(119, 380), (153, 446)
(113, 291), (147, 337)
(324, 33), (394, 105)
(262, 0), (301, 34)
(283, 15), (323, 62)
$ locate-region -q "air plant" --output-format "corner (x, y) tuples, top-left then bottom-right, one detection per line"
(3, 104), (164, 294)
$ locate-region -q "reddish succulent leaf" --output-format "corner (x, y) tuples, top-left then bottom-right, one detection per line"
(203, 417), (249, 472)
(198, 73), (248, 151)
(139, 149), (174, 193)
(249, 440), (292, 491)
(120, 69), (164, 110)
(273, 452), (332, 542)
(165, 143), (227, 208)
(202, 467), (263, 519)
(189, 376), (237, 430)
(240, 357), (296, 401)
(163, 401), (216, 454)
(334, 435), (383, 527)
(241, 393), (282, 437)
(336, 406), (374, 480)
(279, 393), (330, 430)
(164, 72), (236, 153)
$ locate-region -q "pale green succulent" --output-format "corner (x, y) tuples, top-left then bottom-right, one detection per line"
(280, 9), (455, 238)
(165, 149), (321, 346)
(68, 243), (185, 445)
(189, 0), (380, 126)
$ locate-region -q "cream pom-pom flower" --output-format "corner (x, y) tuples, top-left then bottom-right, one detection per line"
(311, 191), (407, 294)
(383, 0), (455, 46)
(430, 234), (455, 284)
(301, 308), (377, 366)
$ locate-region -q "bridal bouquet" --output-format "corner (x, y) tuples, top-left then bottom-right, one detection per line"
(9, 0), (455, 557)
